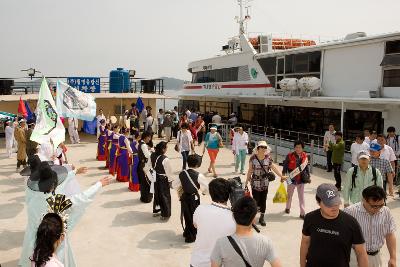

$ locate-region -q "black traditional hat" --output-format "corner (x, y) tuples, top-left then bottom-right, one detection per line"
(26, 160), (68, 193)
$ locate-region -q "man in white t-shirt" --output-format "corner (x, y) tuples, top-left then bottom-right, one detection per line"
(190, 178), (236, 267)
(350, 134), (370, 167)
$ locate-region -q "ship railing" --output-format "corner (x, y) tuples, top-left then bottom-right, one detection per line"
(239, 122), (352, 155)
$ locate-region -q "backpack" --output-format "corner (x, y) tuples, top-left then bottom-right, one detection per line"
(351, 165), (377, 190)
(227, 177), (245, 206)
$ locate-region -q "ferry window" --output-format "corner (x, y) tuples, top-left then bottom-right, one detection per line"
(308, 51), (321, 72)
(208, 70), (216, 83)
(231, 67), (239, 81)
(383, 69), (400, 87)
(216, 69), (223, 82)
(386, 40), (400, 54)
(294, 54), (308, 73)
(285, 55), (294, 74)
(203, 71), (210, 83)
(192, 73), (198, 83)
(257, 57), (276, 75)
(276, 76), (284, 90)
(277, 58), (284, 74)
(195, 71), (204, 83)
(267, 76), (275, 88)
(223, 68), (232, 82)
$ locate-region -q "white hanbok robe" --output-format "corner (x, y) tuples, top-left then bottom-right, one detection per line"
(5, 125), (14, 156)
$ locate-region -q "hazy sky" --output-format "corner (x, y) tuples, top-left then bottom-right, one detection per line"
(1, 0), (399, 81)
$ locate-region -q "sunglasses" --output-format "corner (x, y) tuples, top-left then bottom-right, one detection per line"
(258, 146), (268, 149)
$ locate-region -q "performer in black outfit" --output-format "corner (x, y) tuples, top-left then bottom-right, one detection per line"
(150, 141), (173, 220)
(174, 154), (208, 243)
(138, 131), (153, 203)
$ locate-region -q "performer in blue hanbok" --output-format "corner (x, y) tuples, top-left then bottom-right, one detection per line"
(97, 120), (107, 161)
(129, 131), (141, 191)
(108, 125), (120, 175)
(18, 157), (112, 267)
(116, 128), (132, 182)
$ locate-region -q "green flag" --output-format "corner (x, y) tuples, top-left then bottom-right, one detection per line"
(30, 78), (65, 148)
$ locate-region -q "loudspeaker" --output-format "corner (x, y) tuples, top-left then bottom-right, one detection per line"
(0, 80), (14, 95)
(141, 80), (156, 93)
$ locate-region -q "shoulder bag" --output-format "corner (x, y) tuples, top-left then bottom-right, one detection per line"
(227, 236), (252, 267)
(254, 155), (275, 182)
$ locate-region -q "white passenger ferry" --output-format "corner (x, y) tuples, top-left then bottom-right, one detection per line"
(180, 0), (400, 156)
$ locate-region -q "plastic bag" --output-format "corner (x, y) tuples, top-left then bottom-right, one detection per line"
(273, 182), (288, 203)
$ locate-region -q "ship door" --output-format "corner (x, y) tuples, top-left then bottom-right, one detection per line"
(231, 99), (240, 119)
(276, 56), (285, 90)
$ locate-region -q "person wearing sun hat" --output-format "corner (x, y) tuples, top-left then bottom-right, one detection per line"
(245, 140), (286, 226)
(203, 125), (224, 178)
(18, 157), (112, 267)
(343, 150), (384, 208)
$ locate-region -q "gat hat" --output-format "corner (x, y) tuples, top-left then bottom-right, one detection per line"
(256, 141), (270, 149)
(358, 150), (370, 160)
(369, 142), (382, 152)
(316, 183), (342, 207)
(26, 160), (68, 192)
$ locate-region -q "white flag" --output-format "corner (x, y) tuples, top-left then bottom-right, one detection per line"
(56, 81), (96, 121)
(30, 78), (65, 148)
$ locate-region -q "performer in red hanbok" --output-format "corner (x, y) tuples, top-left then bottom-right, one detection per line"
(97, 120), (107, 161)
(128, 131), (141, 191)
(108, 125), (120, 175)
(116, 128), (132, 182)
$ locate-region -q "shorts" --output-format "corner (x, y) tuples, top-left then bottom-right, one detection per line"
(207, 148), (219, 163)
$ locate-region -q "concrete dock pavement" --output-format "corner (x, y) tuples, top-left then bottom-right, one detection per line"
(0, 133), (399, 266)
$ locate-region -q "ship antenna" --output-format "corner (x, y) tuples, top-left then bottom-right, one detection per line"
(237, 0), (252, 35)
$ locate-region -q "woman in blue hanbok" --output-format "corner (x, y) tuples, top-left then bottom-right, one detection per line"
(128, 132), (141, 191)
(18, 157), (111, 267)
(116, 128), (132, 182)
(108, 125), (120, 175)
(97, 120), (107, 161)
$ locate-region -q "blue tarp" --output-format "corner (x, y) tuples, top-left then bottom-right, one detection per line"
(83, 118), (97, 135)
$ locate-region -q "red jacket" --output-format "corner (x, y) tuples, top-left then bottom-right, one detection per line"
(284, 152), (308, 183)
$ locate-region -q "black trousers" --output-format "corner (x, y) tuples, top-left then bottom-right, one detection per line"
(158, 125), (163, 138)
(252, 187), (268, 213)
(153, 176), (171, 217)
(333, 163), (342, 189)
(326, 150), (333, 171)
(197, 131), (204, 145)
(138, 165), (153, 203)
(181, 193), (200, 242)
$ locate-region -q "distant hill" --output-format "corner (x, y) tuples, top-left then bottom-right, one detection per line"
(158, 77), (186, 90)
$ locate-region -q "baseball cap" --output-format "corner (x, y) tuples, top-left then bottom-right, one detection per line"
(316, 183), (342, 207)
(358, 150), (370, 160)
(369, 142), (382, 152)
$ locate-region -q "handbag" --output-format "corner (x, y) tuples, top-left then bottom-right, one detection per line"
(227, 236), (253, 267)
(255, 155), (275, 182)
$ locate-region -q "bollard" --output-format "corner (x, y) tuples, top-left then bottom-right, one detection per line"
(274, 133), (278, 162)
(310, 139), (314, 174)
